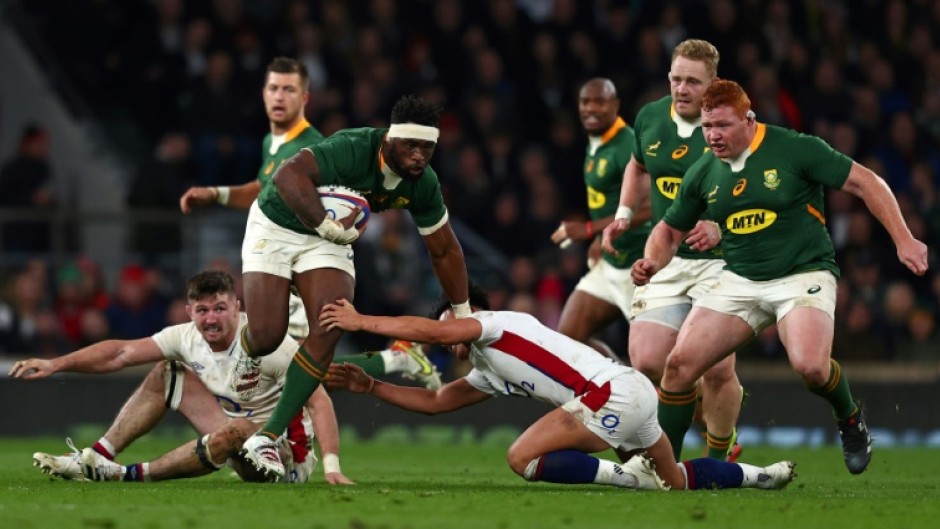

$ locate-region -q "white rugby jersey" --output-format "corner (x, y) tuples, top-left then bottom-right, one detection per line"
(464, 311), (633, 408)
(151, 313), (296, 422)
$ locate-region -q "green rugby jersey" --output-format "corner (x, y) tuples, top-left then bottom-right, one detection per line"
(259, 127), (448, 235)
(633, 96), (718, 260)
(663, 124), (853, 281)
(256, 119), (325, 213)
(584, 117), (651, 268)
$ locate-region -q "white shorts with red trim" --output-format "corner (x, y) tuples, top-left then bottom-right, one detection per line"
(560, 369), (662, 452)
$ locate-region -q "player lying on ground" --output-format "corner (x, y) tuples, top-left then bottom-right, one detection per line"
(319, 284), (795, 491)
(10, 270), (352, 484)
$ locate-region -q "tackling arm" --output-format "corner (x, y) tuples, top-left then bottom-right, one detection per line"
(8, 338), (166, 379)
(328, 363), (491, 415)
(840, 162), (929, 275)
(320, 299), (483, 345)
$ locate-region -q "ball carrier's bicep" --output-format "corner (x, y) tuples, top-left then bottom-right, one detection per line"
(272, 149), (327, 227)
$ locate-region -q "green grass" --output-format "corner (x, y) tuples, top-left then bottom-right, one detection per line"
(1, 437), (938, 529)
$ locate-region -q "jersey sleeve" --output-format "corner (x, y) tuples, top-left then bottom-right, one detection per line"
(151, 324), (188, 361)
(793, 134), (854, 189)
(261, 335), (297, 381)
(408, 169), (449, 233)
(632, 108), (648, 166)
(469, 311), (503, 346)
(463, 368), (501, 396)
(662, 157), (709, 232)
(307, 135), (361, 186)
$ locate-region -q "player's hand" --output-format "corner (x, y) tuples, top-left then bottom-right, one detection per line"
(602, 219), (629, 255)
(587, 237), (603, 269)
(324, 363), (373, 393)
(312, 208), (361, 245)
(325, 472), (356, 485)
(897, 237), (929, 276)
(685, 220), (722, 252)
(179, 187), (218, 214)
(551, 221), (590, 248)
(8, 358), (55, 379)
(319, 298), (363, 331)
(631, 258), (658, 286)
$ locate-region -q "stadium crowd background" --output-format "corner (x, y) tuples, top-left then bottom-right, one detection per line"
(0, 0), (938, 368)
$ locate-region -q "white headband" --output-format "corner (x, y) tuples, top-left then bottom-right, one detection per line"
(387, 123), (439, 143)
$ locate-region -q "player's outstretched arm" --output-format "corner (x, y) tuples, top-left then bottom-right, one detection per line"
(320, 299), (482, 345)
(841, 161), (929, 276)
(327, 363), (490, 414)
(179, 181), (261, 213)
(8, 338), (165, 379)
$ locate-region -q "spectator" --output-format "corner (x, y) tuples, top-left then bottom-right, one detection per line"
(0, 125), (55, 253)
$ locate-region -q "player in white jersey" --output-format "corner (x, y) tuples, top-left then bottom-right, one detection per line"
(11, 270), (352, 484)
(319, 284), (795, 491)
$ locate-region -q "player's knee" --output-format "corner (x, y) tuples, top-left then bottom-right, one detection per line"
(629, 349), (665, 382)
(245, 324), (283, 355)
(792, 358), (828, 386)
(662, 352), (693, 385)
(505, 445), (534, 477)
(213, 418), (255, 452)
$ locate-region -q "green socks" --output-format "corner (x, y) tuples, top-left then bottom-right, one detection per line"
(259, 346), (326, 439)
(806, 359), (857, 420)
(658, 387), (698, 460)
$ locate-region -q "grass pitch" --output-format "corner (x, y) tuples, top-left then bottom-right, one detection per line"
(0, 436), (937, 529)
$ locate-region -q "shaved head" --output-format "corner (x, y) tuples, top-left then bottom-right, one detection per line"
(578, 78), (620, 134)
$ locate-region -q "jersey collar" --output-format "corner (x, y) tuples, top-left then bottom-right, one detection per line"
(719, 122), (767, 172)
(670, 103), (701, 138)
(285, 119), (311, 142)
(587, 117), (627, 155)
(378, 149), (403, 189)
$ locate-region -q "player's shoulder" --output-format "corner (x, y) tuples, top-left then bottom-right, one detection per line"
(298, 124), (326, 143)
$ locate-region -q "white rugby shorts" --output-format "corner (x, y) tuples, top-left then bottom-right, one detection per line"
(573, 259), (636, 318)
(242, 201), (356, 279)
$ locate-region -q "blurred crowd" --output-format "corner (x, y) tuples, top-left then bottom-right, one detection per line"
(2, 0), (940, 363)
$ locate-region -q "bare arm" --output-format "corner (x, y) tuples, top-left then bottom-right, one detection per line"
(603, 155), (653, 253)
(631, 220), (687, 285)
(179, 180), (262, 213)
(304, 385), (354, 484)
(8, 338), (165, 379)
(422, 221), (469, 305)
(272, 149), (327, 228)
(840, 162), (929, 275)
(320, 299), (483, 345)
(327, 363), (491, 415)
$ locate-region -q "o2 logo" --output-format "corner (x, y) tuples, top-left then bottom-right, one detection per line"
(504, 380), (536, 397)
(601, 413), (620, 435)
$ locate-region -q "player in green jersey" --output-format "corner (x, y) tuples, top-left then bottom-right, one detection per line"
(179, 58), (442, 390)
(550, 78), (651, 354)
(238, 95), (470, 480)
(601, 40), (743, 461)
(634, 79), (929, 475)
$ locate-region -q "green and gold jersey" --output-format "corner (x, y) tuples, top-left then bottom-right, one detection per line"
(633, 96), (718, 260)
(259, 127), (448, 235)
(256, 119), (325, 219)
(663, 124), (853, 281)
(584, 117), (651, 268)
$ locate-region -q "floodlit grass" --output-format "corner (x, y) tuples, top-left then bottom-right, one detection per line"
(0, 437), (937, 529)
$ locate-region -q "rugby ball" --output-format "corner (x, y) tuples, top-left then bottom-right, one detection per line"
(317, 186), (371, 230)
